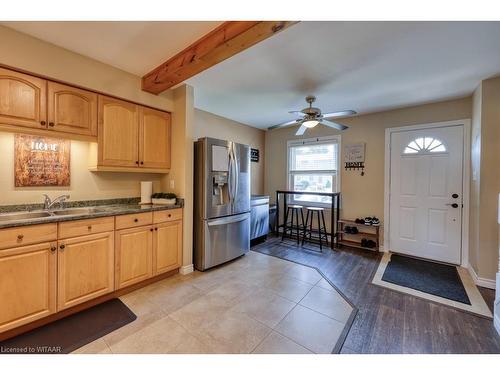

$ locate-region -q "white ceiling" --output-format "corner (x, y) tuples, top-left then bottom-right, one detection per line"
(2, 21), (222, 76)
(4, 21), (500, 129)
(187, 21), (500, 128)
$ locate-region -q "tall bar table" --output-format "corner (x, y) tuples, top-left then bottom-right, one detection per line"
(275, 190), (341, 250)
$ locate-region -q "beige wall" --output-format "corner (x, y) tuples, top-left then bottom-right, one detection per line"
(193, 109), (266, 195)
(0, 25), (174, 205)
(162, 85), (195, 269)
(265, 97), (472, 225)
(470, 77), (500, 281)
(0, 25), (173, 111)
(0, 134), (163, 205)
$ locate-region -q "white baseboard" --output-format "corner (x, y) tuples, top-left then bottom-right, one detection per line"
(468, 264), (497, 290)
(179, 264), (194, 275)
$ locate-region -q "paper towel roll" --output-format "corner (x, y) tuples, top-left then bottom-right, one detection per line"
(140, 181), (153, 204)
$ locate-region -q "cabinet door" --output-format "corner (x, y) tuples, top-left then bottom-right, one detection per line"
(0, 242), (56, 333)
(98, 95), (139, 167)
(47, 81), (97, 137)
(57, 232), (114, 311)
(0, 67), (47, 129)
(154, 220), (182, 275)
(139, 107), (171, 169)
(115, 226), (153, 289)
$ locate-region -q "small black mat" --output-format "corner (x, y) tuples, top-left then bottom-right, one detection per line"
(0, 298), (136, 354)
(382, 254), (471, 305)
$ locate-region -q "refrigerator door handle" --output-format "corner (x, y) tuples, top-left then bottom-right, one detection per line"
(207, 213), (249, 226)
(233, 144), (239, 206)
(227, 145), (234, 205)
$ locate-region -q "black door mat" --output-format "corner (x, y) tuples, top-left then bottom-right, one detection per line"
(382, 254), (471, 305)
(0, 298), (136, 354)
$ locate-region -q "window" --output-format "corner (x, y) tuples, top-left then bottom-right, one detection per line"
(404, 137), (446, 154)
(287, 136), (340, 205)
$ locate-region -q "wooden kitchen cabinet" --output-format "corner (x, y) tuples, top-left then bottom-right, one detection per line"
(139, 107), (171, 169)
(115, 225), (153, 289)
(98, 95), (139, 168)
(0, 67), (47, 130)
(154, 220), (182, 275)
(0, 242), (57, 333)
(47, 81), (97, 137)
(57, 231), (114, 311)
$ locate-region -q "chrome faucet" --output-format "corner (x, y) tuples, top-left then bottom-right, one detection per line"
(43, 194), (70, 210)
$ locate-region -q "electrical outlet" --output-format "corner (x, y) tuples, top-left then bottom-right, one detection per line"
(170, 180), (175, 189)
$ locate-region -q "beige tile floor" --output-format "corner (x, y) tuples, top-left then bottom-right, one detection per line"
(73, 251), (354, 354)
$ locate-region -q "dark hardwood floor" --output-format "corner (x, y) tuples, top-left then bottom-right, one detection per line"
(251, 235), (500, 354)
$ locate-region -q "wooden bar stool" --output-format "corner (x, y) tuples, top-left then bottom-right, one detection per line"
(302, 207), (329, 251)
(281, 204), (305, 244)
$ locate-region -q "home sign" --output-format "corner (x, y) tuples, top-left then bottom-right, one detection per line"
(14, 134), (71, 187)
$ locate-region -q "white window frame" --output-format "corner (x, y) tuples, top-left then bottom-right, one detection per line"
(286, 135), (341, 208)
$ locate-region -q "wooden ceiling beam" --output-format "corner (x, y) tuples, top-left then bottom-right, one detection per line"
(142, 21), (298, 94)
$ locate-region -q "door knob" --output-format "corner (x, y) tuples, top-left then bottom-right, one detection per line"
(446, 203), (459, 208)
(452, 193), (459, 198)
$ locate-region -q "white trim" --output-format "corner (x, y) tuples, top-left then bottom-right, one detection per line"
(286, 135), (341, 208)
(383, 119), (471, 267)
(179, 264), (194, 275)
(468, 264), (497, 290)
(494, 314), (500, 336)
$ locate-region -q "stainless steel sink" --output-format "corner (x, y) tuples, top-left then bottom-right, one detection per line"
(0, 211), (53, 222)
(52, 207), (105, 216)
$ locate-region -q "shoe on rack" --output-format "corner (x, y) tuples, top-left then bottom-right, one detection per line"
(361, 238), (368, 247)
(371, 217), (380, 226)
(355, 218), (364, 224)
(366, 240), (377, 248)
(344, 226), (352, 234)
(364, 217), (373, 225)
(350, 226), (359, 234)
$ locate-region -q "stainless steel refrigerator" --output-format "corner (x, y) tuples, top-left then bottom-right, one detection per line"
(194, 137), (251, 271)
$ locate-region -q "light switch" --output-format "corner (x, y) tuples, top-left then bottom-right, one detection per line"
(170, 180), (175, 189)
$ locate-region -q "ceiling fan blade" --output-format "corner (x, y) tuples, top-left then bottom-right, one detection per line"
(322, 110), (357, 120)
(288, 110), (306, 115)
(268, 119), (301, 130)
(321, 120), (349, 131)
(295, 124), (307, 136)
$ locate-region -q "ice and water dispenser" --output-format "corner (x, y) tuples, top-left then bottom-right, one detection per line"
(211, 145), (230, 207)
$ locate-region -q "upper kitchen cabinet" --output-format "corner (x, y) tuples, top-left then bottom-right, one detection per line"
(97, 95), (140, 168)
(91, 95), (171, 173)
(139, 107), (171, 169)
(47, 82), (97, 137)
(0, 67), (47, 130)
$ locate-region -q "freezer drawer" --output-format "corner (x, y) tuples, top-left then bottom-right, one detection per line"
(194, 212), (250, 271)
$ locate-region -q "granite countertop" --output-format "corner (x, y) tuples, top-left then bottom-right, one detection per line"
(0, 197), (184, 229)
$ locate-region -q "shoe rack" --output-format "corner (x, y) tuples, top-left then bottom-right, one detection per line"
(337, 219), (380, 252)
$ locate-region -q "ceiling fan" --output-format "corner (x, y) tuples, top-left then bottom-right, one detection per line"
(268, 95), (356, 136)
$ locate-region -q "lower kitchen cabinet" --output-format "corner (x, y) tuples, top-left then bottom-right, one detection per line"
(57, 232), (114, 311)
(154, 220), (182, 275)
(115, 225), (153, 289)
(0, 242), (57, 333)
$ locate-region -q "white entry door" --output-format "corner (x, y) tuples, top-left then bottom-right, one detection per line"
(389, 125), (464, 264)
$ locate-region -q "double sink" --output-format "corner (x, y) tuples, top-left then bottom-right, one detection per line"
(0, 207), (106, 223)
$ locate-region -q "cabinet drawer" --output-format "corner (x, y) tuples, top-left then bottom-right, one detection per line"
(115, 212), (153, 230)
(0, 223), (57, 250)
(58, 216), (115, 239)
(153, 209), (183, 224)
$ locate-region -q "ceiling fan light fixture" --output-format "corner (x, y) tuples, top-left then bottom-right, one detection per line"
(303, 120), (319, 128)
